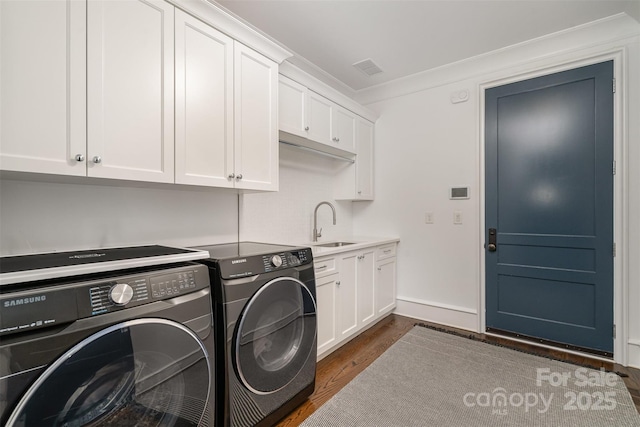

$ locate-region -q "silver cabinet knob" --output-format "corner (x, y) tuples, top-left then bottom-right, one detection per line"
(304, 126), (309, 131)
(74, 154), (85, 162)
(228, 173), (235, 179)
(358, 190), (362, 194)
(336, 137), (340, 142)
(236, 174), (243, 180)
(336, 281), (341, 286)
(92, 156), (102, 164)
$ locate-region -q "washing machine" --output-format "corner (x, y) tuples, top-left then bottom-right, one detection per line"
(0, 245), (216, 427)
(193, 242), (317, 427)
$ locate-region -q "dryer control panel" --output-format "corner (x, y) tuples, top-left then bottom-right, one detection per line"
(0, 263), (209, 337)
(218, 248), (313, 279)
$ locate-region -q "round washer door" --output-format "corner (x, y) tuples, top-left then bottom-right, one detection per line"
(235, 277), (317, 395)
(6, 318), (211, 427)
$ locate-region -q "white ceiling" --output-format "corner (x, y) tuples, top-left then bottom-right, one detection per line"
(216, 0), (640, 95)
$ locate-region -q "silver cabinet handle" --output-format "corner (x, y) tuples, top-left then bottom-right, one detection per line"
(92, 156), (102, 164)
(74, 154), (85, 162)
(304, 126), (309, 131)
(236, 174), (243, 180)
(336, 137), (340, 142)
(358, 190), (362, 194)
(377, 267), (382, 271)
(228, 173), (235, 179)
(316, 265), (328, 270)
(336, 281), (341, 286)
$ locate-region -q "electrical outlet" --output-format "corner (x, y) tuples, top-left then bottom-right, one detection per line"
(425, 212), (434, 224)
(453, 211), (463, 225)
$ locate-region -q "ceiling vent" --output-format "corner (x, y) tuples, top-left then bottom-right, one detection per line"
(352, 58), (383, 76)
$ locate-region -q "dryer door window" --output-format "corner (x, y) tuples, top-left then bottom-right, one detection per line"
(235, 277), (317, 395)
(6, 318), (211, 427)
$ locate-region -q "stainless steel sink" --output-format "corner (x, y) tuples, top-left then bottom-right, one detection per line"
(313, 241), (356, 248)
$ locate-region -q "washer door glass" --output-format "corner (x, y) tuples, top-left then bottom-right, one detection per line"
(6, 319), (211, 427)
(235, 277), (316, 394)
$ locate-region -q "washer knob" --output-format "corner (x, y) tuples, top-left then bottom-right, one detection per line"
(271, 255), (283, 268)
(109, 283), (134, 306)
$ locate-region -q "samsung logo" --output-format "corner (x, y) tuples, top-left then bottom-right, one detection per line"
(4, 295), (47, 308)
(69, 253), (106, 259)
(231, 259), (247, 264)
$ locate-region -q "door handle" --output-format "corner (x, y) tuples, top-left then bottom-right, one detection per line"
(488, 228), (497, 252)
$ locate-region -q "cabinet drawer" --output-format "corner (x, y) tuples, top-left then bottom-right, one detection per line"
(314, 257), (336, 277)
(377, 244), (396, 260)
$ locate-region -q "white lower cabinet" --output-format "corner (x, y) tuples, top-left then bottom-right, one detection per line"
(316, 273), (338, 355)
(315, 242), (397, 359)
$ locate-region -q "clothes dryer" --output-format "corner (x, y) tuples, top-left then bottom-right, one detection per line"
(194, 242), (317, 427)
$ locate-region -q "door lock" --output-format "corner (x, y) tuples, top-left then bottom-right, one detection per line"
(488, 228), (497, 252)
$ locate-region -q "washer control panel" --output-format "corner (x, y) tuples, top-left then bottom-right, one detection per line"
(218, 248), (313, 279)
(87, 268), (200, 316)
(0, 263), (209, 337)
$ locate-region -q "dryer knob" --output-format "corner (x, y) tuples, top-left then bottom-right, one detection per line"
(110, 283), (134, 306)
(270, 255), (283, 268)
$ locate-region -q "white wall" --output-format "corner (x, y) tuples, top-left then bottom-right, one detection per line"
(0, 177), (238, 255)
(353, 14), (640, 367)
(240, 144), (354, 244)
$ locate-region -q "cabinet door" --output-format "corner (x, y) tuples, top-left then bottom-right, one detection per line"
(87, 0), (174, 183)
(0, 0), (86, 176)
(337, 252), (358, 340)
(376, 257), (397, 315)
(278, 75), (308, 138)
(355, 119), (374, 200)
(357, 249), (376, 327)
(234, 42), (278, 191)
(333, 106), (356, 153)
(307, 91), (333, 145)
(316, 273), (338, 357)
(175, 9), (234, 187)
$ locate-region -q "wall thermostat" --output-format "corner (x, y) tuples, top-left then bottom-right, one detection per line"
(450, 187), (470, 200)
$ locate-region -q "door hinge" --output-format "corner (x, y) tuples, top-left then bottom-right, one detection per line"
(613, 160), (616, 175)
(613, 78), (616, 93)
(613, 242), (616, 257)
(613, 324), (616, 339)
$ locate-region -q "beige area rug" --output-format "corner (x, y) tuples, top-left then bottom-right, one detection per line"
(301, 325), (640, 427)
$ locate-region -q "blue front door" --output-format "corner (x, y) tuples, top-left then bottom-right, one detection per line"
(485, 61), (614, 354)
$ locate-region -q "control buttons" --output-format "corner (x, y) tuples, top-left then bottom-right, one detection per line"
(109, 283), (134, 306)
(271, 255), (283, 268)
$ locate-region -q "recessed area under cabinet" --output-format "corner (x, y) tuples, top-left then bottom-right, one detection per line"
(314, 241), (398, 359)
(1, 0), (282, 192)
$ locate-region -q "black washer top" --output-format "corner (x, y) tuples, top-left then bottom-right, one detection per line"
(193, 242), (300, 260)
(0, 245), (196, 274)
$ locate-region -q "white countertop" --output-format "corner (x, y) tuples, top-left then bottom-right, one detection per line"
(302, 236), (400, 257)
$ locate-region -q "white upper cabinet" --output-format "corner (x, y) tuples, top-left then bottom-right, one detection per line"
(279, 76), (358, 155)
(306, 91), (334, 146)
(332, 105), (356, 153)
(0, 0), (86, 176)
(2, 0), (284, 191)
(87, 0), (175, 183)
(355, 118), (374, 200)
(233, 43), (278, 191)
(278, 75), (308, 138)
(335, 117), (374, 201)
(174, 9), (234, 188)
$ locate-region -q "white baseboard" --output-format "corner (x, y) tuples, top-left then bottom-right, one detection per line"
(628, 339), (640, 369)
(394, 297), (478, 332)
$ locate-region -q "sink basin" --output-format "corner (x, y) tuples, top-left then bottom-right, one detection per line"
(313, 241), (356, 248)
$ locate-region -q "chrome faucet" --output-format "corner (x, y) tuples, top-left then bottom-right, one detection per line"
(313, 201), (336, 242)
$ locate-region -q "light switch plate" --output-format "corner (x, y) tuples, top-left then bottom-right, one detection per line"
(453, 211), (463, 225)
(425, 212), (434, 224)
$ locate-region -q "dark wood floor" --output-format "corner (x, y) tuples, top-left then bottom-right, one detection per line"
(277, 314), (640, 426)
